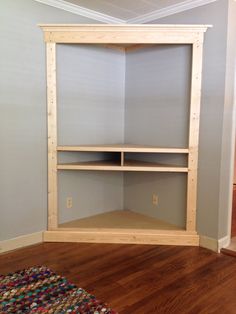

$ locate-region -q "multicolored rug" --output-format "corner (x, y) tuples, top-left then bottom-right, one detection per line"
(0, 266), (116, 313)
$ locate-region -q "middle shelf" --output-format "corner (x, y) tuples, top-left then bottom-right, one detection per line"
(57, 144), (189, 172)
(57, 160), (188, 172)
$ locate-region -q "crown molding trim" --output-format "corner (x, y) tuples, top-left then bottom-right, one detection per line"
(35, 0), (218, 24)
(127, 0), (218, 24)
(34, 0), (125, 24)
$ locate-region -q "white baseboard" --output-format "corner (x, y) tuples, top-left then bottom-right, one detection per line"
(199, 235), (231, 253)
(0, 232), (230, 254)
(218, 235), (231, 251)
(199, 235), (218, 252)
(0, 231), (43, 254)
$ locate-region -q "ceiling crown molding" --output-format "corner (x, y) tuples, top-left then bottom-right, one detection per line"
(35, 0), (218, 24)
(127, 0), (218, 24)
(34, 0), (125, 24)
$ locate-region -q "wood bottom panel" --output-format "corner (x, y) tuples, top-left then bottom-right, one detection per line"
(52, 210), (198, 246)
(44, 230), (199, 246)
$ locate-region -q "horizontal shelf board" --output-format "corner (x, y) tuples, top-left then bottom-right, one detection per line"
(57, 228), (194, 235)
(59, 210), (184, 232)
(57, 160), (188, 172)
(57, 144), (189, 154)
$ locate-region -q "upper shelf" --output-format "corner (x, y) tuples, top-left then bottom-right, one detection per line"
(57, 145), (189, 154)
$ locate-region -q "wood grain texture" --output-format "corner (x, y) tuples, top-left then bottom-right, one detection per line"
(221, 248), (236, 258)
(39, 24), (211, 44)
(231, 185), (236, 237)
(0, 243), (235, 313)
(57, 159), (188, 172)
(221, 237), (236, 257)
(47, 42), (58, 230)
(186, 38), (203, 232)
(39, 24), (211, 30)
(121, 152), (124, 166)
(43, 230), (199, 246)
(41, 24), (209, 245)
(59, 210), (183, 230)
(57, 145), (189, 153)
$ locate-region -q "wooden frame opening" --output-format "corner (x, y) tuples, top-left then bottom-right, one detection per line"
(39, 24), (211, 246)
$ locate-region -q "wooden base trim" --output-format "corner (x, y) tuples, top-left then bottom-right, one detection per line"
(44, 230), (199, 246)
(0, 232), (43, 254)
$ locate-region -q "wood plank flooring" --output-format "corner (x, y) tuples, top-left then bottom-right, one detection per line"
(231, 185), (236, 237)
(0, 243), (236, 313)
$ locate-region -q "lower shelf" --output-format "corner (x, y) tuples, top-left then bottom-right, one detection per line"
(59, 210), (183, 230)
(57, 160), (188, 172)
(43, 210), (199, 246)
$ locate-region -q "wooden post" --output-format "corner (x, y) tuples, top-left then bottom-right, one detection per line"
(186, 36), (204, 232)
(46, 42), (58, 230)
(121, 152), (124, 166)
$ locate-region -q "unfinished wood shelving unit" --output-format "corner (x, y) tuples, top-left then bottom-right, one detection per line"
(57, 145), (189, 172)
(39, 24), (211, 246)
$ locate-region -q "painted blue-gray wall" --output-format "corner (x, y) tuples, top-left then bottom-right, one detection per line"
(218, 0), (236, 238)
(124, 44), (191, 227)
(124, 0), (235, 239)
(0, 0), (101, 240)
(1, 0), (235, 242)
(152, 0), (236, 240)
(57, 44), (125, 223)
(57, 45), (125, 146)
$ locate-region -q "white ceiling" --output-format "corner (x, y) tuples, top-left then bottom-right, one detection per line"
(64, 0), (186, 20)
(35, 0), (217, 23)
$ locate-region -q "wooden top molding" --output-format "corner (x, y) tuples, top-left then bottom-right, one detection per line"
(38, 24), (211, 31)
(39, 24), (212, 44)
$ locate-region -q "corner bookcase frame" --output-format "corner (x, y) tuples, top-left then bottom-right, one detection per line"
(39, 24), (211, 246)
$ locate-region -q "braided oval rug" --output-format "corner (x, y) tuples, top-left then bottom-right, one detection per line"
(0, 266), (116, 314)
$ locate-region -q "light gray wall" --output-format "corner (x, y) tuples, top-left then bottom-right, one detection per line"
(57, 44), (125, 145)
(124, 0), (229, 238)
(154, 0), (236, 240)
(125, 45), (191, 147)
(124, 173), (186, 228)
(124, 44), (191, 227)
(59, 171), (123, 223)
(57, 44), (125, 223)
(218, 0), (236, 238)
(0, 0), (100, 241)
(1, 0), (234, 242)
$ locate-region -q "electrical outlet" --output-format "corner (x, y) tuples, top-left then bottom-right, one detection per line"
(66, 197), (73, 209)
(152, 194), (158, 206)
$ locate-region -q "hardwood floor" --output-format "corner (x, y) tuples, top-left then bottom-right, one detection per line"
(1, 243), (236, 313)
(231, 185), (236, 237)
(221, 237), (236, 257)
